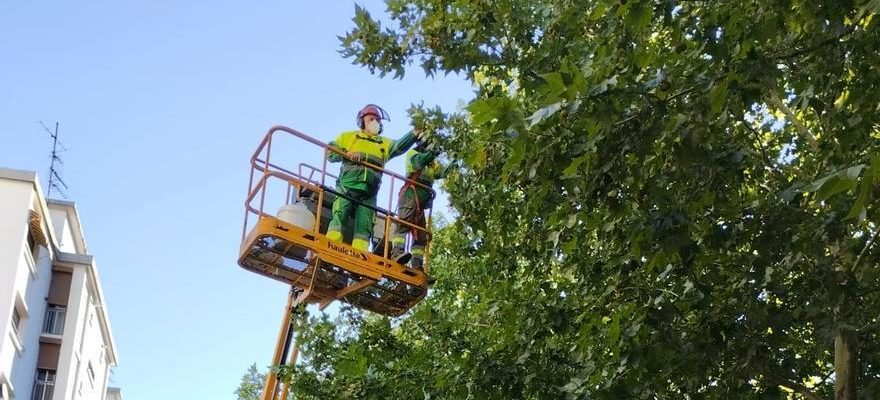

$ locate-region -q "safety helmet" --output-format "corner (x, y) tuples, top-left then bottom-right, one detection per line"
(356, 104), (390, 129)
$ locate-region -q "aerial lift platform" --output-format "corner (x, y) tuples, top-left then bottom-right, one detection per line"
(238, 125), (435, 400)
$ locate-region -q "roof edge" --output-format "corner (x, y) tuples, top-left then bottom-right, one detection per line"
(0, 167), (38, 183)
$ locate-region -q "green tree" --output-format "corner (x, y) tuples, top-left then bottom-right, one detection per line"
(288, 1), (880, 399)
(235, 363), (265, 400)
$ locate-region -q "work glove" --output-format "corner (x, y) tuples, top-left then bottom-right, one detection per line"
(417, 128), (441, 149)
(347, 151), (366, 162)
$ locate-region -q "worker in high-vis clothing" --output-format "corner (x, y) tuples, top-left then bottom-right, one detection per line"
(326, 104), (419, 260)
(390, 138), (450, 270)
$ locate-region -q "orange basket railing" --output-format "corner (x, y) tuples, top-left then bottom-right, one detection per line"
(242, 125), (434, 269)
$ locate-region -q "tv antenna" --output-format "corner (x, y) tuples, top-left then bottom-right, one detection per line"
(40, 121), (69, 199)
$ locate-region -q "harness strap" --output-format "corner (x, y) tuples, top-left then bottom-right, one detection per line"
(399, 170), (425, 241)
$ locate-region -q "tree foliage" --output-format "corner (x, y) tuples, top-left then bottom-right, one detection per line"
(288, 1), (880, 399)
(235, 363), (266, 400)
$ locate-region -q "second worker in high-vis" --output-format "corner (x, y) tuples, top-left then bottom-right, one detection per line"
(326, 104), (419, 261)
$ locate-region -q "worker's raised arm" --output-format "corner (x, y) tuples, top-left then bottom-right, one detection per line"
(388, 130), (417, 159)
(408, 149), (439, 170)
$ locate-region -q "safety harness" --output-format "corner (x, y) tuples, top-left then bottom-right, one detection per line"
(399, 169), (427, 241)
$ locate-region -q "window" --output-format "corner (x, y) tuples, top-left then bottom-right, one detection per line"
(27, 230), (36, 254)
(11, 308), (21, 333)
(10, 303), (26, 347)
(26, 227), (40, 266)
(31, 369), (55, 400)
(87, 362), (95, 384)
(42, 305), (66, 335)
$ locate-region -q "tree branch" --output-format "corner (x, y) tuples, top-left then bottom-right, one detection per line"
(768, 92), (818, 151)
(851, 227), (880, 273)
(775, 21), (861, 61)
(667, 86), (698, 102)
(742, 118), (773, 171)
(609, 87), (698, 128)
(860, 320), (880, 335)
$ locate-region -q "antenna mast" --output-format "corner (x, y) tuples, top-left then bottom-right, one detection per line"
(40, 121), (69, 199)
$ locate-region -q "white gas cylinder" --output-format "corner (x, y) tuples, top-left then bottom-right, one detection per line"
(277, 202), (316, 231)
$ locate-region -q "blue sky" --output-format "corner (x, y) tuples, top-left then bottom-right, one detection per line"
(0, 2), (472, 398)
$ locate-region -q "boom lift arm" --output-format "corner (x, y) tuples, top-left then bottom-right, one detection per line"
(238, 126), (437, 399)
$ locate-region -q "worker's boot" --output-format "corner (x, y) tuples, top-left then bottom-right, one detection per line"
(390, 245), (411, 265)
(394, 252), (412, 265)
(371, 241), (385, 257)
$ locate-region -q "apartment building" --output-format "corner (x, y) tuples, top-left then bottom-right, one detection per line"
(0, 168), (120, 400)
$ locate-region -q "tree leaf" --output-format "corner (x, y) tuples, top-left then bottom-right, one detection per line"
(538, 72), (567, 103)
(468, 99), (496, 125)
(710, 79), (729, 116)
(528, 101), (564, 128)
(562, 154), (590, 178)
(801, 164), (865, 201)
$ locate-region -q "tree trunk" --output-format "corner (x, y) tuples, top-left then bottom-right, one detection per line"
(834, 326), (858, 400)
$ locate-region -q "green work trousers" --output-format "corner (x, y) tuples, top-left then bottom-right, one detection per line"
(327, 184), (377, 251)
(391, 187), (429, 267)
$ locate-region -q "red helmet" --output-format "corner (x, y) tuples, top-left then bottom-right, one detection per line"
(356, 104), (390, 128)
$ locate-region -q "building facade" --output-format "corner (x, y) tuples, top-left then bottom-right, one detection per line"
(0, 168), (120, 400)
